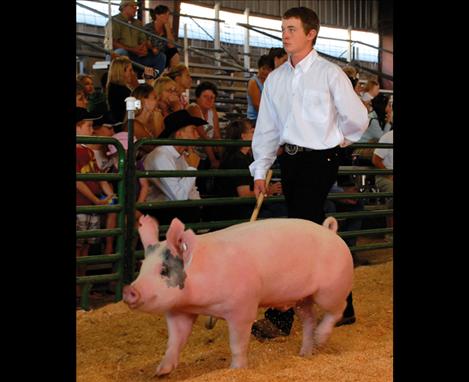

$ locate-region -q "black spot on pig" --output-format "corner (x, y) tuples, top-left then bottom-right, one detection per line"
(159, 248), (187, 289)
(145, 243), (160, 258)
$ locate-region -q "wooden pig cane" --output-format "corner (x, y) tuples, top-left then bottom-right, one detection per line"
(205, 169), (274, 330)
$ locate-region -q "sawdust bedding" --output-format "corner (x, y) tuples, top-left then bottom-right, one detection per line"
(77, 259), (392, 382)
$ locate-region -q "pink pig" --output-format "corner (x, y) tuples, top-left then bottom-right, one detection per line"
(123, 215), (353, 376)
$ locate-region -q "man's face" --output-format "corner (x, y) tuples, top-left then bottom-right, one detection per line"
(122, 4), (138, 18)
(281, 17), (316, 55)
(177, 125), (200, 140)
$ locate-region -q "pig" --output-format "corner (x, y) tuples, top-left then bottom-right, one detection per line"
(123, 214), (353, 376)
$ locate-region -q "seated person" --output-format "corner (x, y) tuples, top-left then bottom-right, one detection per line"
(105, 1), (166, 76)
(144, 4), (180, 70)
(214, 119), (286, 220)
(143, 110), (206, 225)
(187, 81), (222, 195)
(246, 55), (274, 126)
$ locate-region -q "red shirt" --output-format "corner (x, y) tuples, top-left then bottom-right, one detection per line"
(76, 145), (101, 206)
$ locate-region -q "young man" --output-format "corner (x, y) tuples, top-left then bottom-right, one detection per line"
(249, 7), (368, 339)
(143, 109), (206, 224)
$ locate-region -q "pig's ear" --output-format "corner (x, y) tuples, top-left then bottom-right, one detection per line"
(138, 215), (160, 257)
(180, 229), (197, 269)
(166, 218), (185, 249)
(166, 218), (196, 268)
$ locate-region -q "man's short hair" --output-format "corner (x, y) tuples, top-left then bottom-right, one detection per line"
(283, 7), (320, 46)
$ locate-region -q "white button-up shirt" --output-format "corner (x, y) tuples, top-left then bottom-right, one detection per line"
(249, 49), (368, 180)
(144, 145), (200, 201)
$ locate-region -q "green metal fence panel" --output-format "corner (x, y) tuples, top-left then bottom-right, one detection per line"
(76, 136), (127, 310)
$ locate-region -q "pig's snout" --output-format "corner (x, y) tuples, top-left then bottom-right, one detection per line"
(123, 285), (141, 308)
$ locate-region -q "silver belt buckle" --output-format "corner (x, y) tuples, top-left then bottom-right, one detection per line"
(285, 143), (298, 155)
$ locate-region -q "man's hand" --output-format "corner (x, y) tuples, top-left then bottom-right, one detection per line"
(254, 179), (267, 198)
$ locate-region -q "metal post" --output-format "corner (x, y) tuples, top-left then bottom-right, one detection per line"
(104, 0), (113, 52)
(244, 8), (250, 71)
(184, 23), (190, 101)
(123, 96), (140, 284)
(184, 23), (189, 67)
(214, 2), (221, 67)
(347, 26), (352, 63)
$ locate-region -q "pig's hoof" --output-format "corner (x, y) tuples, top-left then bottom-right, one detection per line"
(155, 361), (176, 377)
(299, 347), (313, 357)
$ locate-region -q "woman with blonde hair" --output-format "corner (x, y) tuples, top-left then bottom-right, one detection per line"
(153, 76), (182, 117)
(107, 56), (139, 124)
(166, 64), (192, 109)
(123, 83), (164, 154)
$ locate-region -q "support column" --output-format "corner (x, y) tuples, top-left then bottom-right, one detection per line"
(243, 8), (250, 71)
(214, 2), (221, 67)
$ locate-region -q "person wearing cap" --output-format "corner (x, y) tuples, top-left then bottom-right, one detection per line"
(76, 107), (116, 298)
(105, 0), (166, 77)
(143, 110), (206, 224)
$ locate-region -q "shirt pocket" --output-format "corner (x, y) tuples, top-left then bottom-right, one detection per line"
(302, 89), (330, 124)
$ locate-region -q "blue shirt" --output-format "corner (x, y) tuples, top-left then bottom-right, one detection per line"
(246, 75), (264, 120)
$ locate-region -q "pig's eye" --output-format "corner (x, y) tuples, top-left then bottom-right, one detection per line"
(160, 264), (169, 277)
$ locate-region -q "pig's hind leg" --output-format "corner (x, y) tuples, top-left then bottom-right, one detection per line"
(312, 295), (347, 349)
(294, 296), (317, 357)
(155, 312), (198, 376)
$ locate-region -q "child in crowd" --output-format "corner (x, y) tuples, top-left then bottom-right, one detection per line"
(76, 107), (116, 298)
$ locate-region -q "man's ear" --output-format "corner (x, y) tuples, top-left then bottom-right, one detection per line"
(307, 28), (317, 43)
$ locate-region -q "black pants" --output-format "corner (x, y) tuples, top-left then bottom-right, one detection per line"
(263, 146), (354, 331)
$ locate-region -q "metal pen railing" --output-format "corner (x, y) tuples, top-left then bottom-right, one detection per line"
(76, 135), (127, 310)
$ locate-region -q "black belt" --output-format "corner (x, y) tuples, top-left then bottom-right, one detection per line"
(283, 143), (314, 155)
(284, 143), (340, 155)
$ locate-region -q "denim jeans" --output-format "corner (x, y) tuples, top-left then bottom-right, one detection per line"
(113, 48), (166, 76)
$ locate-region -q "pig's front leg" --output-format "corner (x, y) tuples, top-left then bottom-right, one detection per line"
(226, 308), (257, 369)
(156, 312), (198, 376)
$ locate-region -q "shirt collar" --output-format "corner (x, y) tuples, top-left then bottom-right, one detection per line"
(287, 48), (317, 73)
